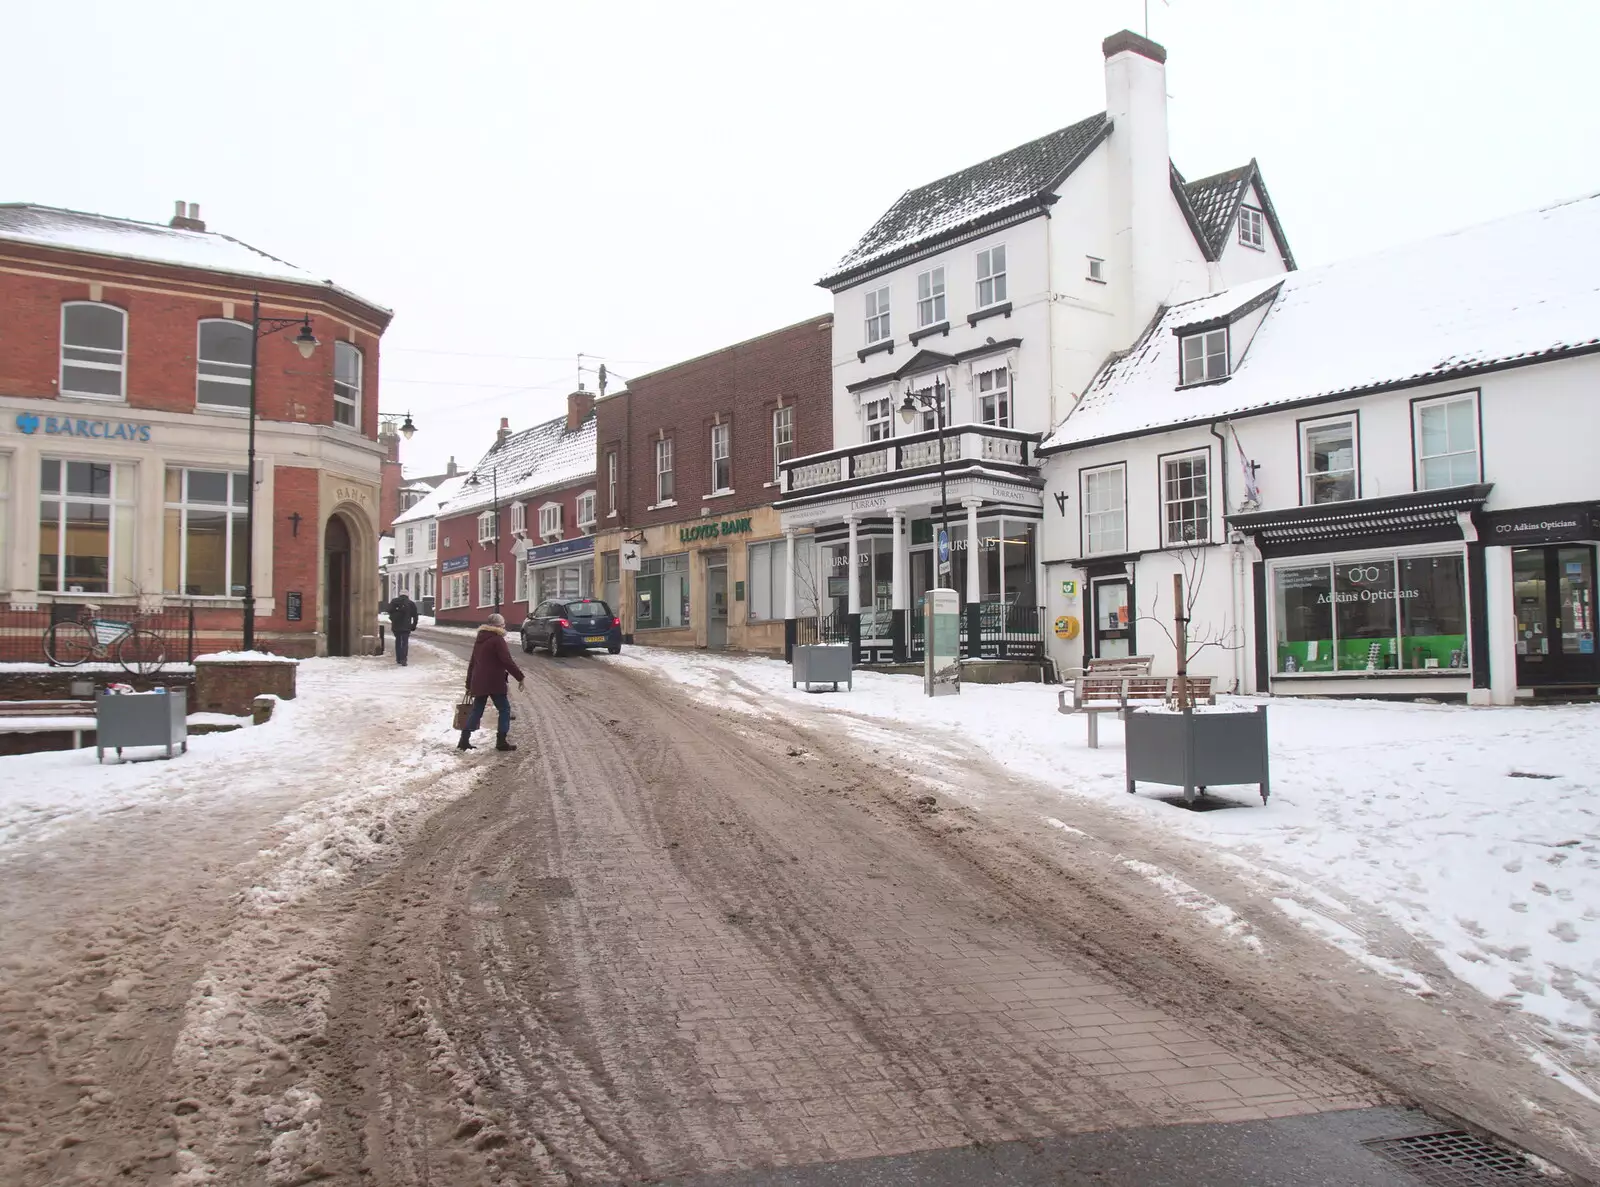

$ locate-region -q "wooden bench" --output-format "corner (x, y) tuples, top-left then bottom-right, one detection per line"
(1055, 664), (1217, 748)
(0, 699), (97, 749)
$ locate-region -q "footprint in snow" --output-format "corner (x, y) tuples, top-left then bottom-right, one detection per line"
(1549, 921), (1580, 944)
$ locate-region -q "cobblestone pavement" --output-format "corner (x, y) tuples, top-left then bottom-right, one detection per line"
(308, 641), (1381, 1185)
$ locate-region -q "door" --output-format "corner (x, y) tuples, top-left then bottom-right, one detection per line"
(707, 564), (729, 649)
(1091, 577), (1133, 659)
(325, 516), (352, 657)
(1514, 546), (1598, 686)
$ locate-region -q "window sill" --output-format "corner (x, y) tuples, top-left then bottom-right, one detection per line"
(1086, 276), (1107, 285)
(908, 320), (950, 345)
(606, 510), (618, 518)
(646, 500), (678, 511)
(1241, 241), (1266, 252)
(703, 490), (736, 501)
(968, 302), (1013, 326)
(763, 480), (779, 489)
(57, 392), (129, 403)
(857, 339), (895, 362)
(1177, 375), (1231, 390)
(197, 404), (250, 416)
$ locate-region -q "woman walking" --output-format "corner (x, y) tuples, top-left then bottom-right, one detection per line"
(460, 613), (525, 751)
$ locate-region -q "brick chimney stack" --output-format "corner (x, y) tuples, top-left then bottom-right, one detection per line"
(493, 417), (512, 450)
(566, 385), (596, 432)
(446, 456), (458, 477)
(169, 200), (206, 232)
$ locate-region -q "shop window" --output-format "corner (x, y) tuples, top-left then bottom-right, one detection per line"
(976, 245), (1007, 307)
(916, 267), (946, 327)
(477, 563), (504, 608)
(334, 341), (362, 428)
(864, 286), (891, 343)
(423, 569), (435, 599)
(655, 438), (674, 504)
(1300, 415), (1358, 504)
(711, 422), (732, 493)
(635, 553), (689, 629)
(1180, 328), (1228, 385)
(977, 367), (1010, 427)
(772, 407), (794, 483)
(442, 572), (470, 610)
(1271, 551), (1468, 675)
(1161, 450), (1210, 545)
(1414, 392), (1480, 489)
(40, 458), (136, 594)
(1081, 465), (1126, 555)
(60, 302), (127, 400)
(195, 319), (253, 410)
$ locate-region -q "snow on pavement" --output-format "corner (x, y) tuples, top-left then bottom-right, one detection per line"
(612, 646), (1600, 1092)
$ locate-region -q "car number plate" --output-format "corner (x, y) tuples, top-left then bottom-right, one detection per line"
(585, 635), (606, 644)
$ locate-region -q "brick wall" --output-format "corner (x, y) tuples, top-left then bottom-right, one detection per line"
(263, 465), (322, 642)
(597, 315), (833, 529)
(194, 658), (297, 715)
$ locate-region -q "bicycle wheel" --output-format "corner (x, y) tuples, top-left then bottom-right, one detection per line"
(118, 629), (169, 675)
(43, 620), (95, 667)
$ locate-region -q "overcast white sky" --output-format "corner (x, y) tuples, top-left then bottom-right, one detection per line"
(7, 0), (1598, 478)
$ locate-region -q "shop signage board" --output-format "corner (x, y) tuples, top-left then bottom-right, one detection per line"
(440, 555), (471, 574)
(286, 591), (303, 622)
(924, 587), (960, 697)
(1478, 503), (1600, 546)
(680, 516), (754, 543)
(620, 542), (642, 572)
(14, 410), (154, 441)
(527, 535), (595, 564)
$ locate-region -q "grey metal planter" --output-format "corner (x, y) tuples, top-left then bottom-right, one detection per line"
(792, 644), (853, 692)
(96, 687), (188, 763)
(1125, 705), (1269, 804)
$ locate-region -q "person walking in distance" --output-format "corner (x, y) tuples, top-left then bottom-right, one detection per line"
(388, 590), (420, 666)
(460, 612), (524, 752)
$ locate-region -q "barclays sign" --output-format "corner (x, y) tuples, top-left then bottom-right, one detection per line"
(14, 411), (153, 442)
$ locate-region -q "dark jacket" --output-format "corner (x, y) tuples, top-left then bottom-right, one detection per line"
(388, 595), (419, 634)
(466, 625), (524, 696)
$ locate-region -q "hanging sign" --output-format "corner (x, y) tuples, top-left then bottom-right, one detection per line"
(620, 542), (642, 572)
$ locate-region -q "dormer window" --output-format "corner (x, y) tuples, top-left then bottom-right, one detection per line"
(1180, 328), (1228, 385)
(509, 500), (527, 535)
(1238, 206), (1265, 250)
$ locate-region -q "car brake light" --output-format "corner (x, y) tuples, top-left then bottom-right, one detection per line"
(612, 617), (621, 627)
(557, 618), (570, 628)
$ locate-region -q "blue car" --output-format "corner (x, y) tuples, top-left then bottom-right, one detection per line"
(521, 597), (623, 657)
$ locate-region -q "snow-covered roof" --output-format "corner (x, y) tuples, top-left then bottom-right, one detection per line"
(441, 415), (596, 517)
(392, 474), (468, 526)
(819, 113), (1111, 290)
(0, 204), (389, 315)
(1043, 191), (1600, 450)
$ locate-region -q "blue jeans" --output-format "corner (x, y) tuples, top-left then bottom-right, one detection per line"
(465, 692), (512, 738)
(394, 631), (410, 665)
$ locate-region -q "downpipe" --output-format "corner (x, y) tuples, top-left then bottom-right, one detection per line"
(1210, 421), (1245, 695)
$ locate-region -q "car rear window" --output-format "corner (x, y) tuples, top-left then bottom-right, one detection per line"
(565, 600), (612, 617)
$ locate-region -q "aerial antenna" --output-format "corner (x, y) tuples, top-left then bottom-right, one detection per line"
(577, 352), (586, 390)
(1144, 0), (1169, 38)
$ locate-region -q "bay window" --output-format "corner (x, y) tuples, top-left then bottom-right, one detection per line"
(163, 468), (249, 597)
(977, 367), (1010, 427)
(40, 458), (136, 594)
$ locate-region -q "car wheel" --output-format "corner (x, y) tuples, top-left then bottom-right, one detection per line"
(521, 631), (533, 653)
(548, 631), (561, 658)
(607, 643), (621, 655)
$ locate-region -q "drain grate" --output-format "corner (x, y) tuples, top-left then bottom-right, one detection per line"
(1362, 1131), (1553, 1186)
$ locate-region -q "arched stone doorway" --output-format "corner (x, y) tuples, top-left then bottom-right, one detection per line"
(324, 515), (353, 656)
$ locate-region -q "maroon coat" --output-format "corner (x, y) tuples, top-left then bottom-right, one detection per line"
(465, 625), (524, 696)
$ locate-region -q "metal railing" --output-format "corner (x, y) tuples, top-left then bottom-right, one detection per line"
(0, 600), (201, 665)
(779, 425), (1041, 494)
(908, 602), (1045, 661)
(793, 614), (849, 646)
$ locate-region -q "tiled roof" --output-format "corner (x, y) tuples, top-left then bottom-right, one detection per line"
(820, 112), (1111, 289)
(1179, 164), (1255, 257)
(392, 475), (468, 526)
(440, 414), (596, 516)
(0, 203), (388, 313)
(1043, 191), (1600, 449)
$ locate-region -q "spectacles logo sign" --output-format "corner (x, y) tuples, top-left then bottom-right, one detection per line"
(1346, 565), (1384, 584)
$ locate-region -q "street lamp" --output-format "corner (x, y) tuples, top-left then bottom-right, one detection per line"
(243, 292), (319, 653)
(899, 379), (955, 593)
(468, 467), (501, 614)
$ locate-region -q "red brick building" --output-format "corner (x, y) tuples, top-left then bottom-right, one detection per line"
(432, 392), (598, 629)
(592, 315), (833, 652)
(0, 201), (392, 658)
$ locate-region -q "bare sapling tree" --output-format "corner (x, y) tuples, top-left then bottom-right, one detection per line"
(1137, 538), (1243, 710)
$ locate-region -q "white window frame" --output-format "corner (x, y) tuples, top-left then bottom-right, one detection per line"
(477, 509), (497, 544)
(423, 569), (435, 599)
(606, 450), (618, 515)
(1087, 256), (1105, 283)
(576, 490), (597, 531)
(41, 457), (136, 594)
(442, 571), (470, 610)
(976, 366), (1010, 428)
(1081, 464), (1127, 556)
(427, 520), (437, 551)
(914, 381), (950, 433)
(1160, 449), (1211, 546)
(864, 396), (892, 442)
(1238, 205), (1265, 250)
(195, 318), (253, 411)
(976, 245), (1007, 308)
(772, 406), (795, 483)
(916, 267), (946, 327)
(1300, 414), (1360, 505)
(864, 286), (891, 343)
(0, 452), (9, 589)
(1413, 392), (1481, 491)
(163, 467), (250, 598)
(655, 437), (674, 504)
(538, 501), (563, 539)
(477, 562), (504, 608)
(710, 422), (732, 493)
(60, 301), (127, 401)
(333, 340), (362, 429)
(1180, 328), (1229, 385)
(509, 500), (527, 535)
(404, 526), (415, 556)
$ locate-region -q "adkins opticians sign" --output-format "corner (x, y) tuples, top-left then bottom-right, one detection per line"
(13, 411), (153, 441)
(1478, 503), (1600, 546)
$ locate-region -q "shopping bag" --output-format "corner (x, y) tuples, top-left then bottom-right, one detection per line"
(452, 692), (474, 732)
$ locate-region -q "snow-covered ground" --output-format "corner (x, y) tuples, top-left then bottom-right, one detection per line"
(613, 647), (1600, 1095)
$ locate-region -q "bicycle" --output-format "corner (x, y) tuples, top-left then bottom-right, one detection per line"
(43, 604), (169, 675)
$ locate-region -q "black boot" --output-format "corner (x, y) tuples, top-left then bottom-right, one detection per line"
(495, 736), (517, 752)
(457, 731), (475, 751)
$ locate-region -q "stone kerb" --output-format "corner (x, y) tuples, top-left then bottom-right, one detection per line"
(193, 652), (298, 716)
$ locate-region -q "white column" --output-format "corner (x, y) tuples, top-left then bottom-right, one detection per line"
(890, 510), (905, 611)
(846, 516), (860, 615)
(1485, 545), (1516, 706)
(784, 527), (796, 620)
(965, 499), (981, 602)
